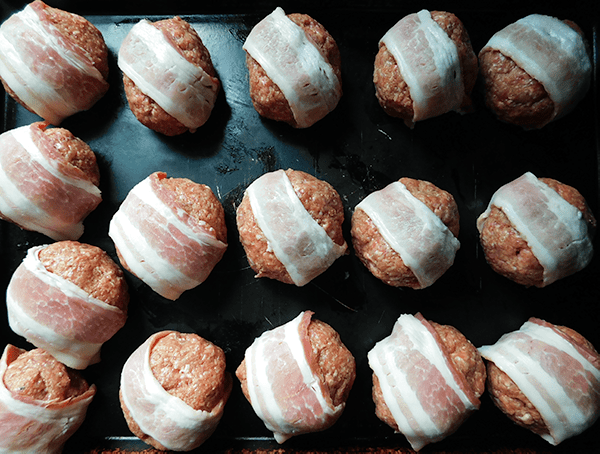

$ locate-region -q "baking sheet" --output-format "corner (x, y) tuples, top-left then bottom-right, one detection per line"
(0, 1), (599, 452)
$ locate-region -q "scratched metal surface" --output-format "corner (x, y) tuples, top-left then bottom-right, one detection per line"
(0, 1), (599, 452)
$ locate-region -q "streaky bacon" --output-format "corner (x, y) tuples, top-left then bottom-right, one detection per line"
(0, 122), (102, 241)
(380, 9), (463, 127)
(368, 313), (480, 451)
(243, 311), (345, 443)
(120, 331), (230, 451)
(108, 172), (227, 300)
(478, 317), (600, 445)
(6, 245), (127, 370)
(0, 1), (109, 125)
(0, 344), (96, 454)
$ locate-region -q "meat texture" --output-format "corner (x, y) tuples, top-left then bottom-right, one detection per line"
(120, 331), (231, 451)
(368, 313), (485, 451)
(109, 171), (228, 300)
(0, 0), (109, 125)
(118, 16), (220, 136)
(244, 7), (342, 128)
(0, 122), (101, 240)
(236, 169), (347, 286)
(478, 318), (600, 445)
(6, 241), (129, 369)
(374, 10), (478, 128)
(479, 14), (591, 129)
(0, 344), (96, 454)
(236, 311), (356, 443)
(477, 172), (595, 287)
(351, 177), (460, 288)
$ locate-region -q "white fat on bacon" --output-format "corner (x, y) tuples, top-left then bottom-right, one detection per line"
(356, 181), (460, 288)
(246, 170), (346, 286)
(120, 331), (227, 451)
(381, 9), (463, 127)
(0, 345), (96, 454)
(244, 311), (344, 443)
(118, 19), (219, 132)
(368, 314), (480, 451)
(6, 245), (125, 370)
(0, 3), (108, 125)
(108, 174), (227, 300)
(478, 318), (600, 445)
(243, 7), (342, 128)
(482, 14), (591, 126)
(0, 124), (101, 241)
(477, 172), (593, 285)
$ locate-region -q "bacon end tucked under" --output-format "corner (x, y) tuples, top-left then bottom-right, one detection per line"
(109, 172), (227, 300)
(120, 331), (230, 451)
(368, 313), (480, 451)
(0, 1), (109, 125)
(380, 9), (463, 127)
(6, 245), (127, 370)
(0, 344), (96, 454)
(241, 311), (346, 443)
(0, 123), (102, 241)
(477, 172), (593, 286)
(243, 7), (342, 128)
(478, 317), (600, 445)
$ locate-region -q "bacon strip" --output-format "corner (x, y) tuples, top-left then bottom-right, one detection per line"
(6, 245), (127, 370)
(368, 313), (480, 451)
(118, 19), (219, 132)
(478, 318), (600, 445)
(120, 331), (229, 451)
(109, 172), (227, 300)
(0, 1), (109, 125)
(380, 10), (463, 127)
(246, 170), (346, 286)
(0, 344), (96, 454)
(481, 14), (591, 127)
(477, 172), (593, 285)
(356, 181), (460, 288)
(243, 7), (342, 128)
(0, 123), (102, 241)
(244, 311), (345, 443)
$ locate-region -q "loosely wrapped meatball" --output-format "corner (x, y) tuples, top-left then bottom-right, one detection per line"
(477, 172), (595, 287)
(236, 311), (356, 443)
(368, 313), (485, 451)
(118, 16), (220, 136)
(374, 10), (478, 128)
(109, 171), (227, 300)
(351, 177), (460, 288)
(0, 1), (109, 125)
(0, 345), (96, 453)
(243, 7), (342, 128)
(479, 317), (600, 445)
(479, 14), (591, 129)
(6, 240), (129, 369)
(120, 331), (232, 451)
(236, 169), (347, 286)
(0, 122), (101, 241)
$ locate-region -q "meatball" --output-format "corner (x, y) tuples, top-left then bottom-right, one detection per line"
(236, 169), (347, 285)
(374, 10), (478, 126)
(351, 177), (460, 288)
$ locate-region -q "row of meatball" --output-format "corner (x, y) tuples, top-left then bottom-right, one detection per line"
(2, 310), (599, 452)
(0, 2), (593, 134)
(0, 121), (596, 301)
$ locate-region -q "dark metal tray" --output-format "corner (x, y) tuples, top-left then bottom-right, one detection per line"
(1, 1), (598, 452)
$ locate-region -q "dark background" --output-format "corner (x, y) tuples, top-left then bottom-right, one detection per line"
(0, 1), (599, 452)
